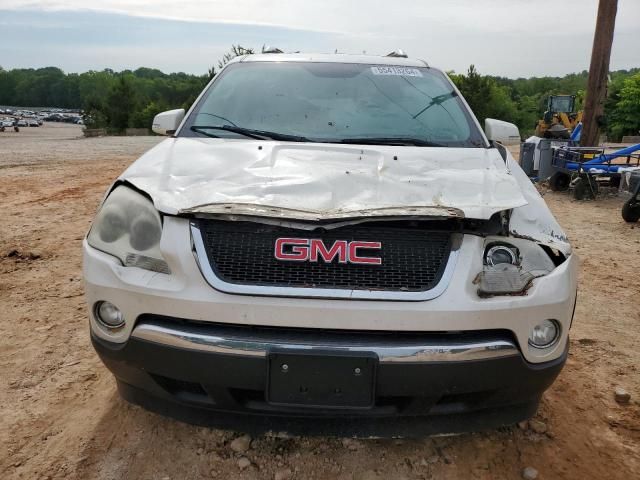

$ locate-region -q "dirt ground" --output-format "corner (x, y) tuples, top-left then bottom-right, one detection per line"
(1, 123), (638, 480)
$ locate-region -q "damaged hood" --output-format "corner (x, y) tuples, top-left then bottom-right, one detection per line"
(121, 138), (528, 220)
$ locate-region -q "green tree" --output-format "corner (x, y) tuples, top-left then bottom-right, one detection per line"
(130, 100), (168, 130)
(106, 76), (138, 131)
(450, 65), (518, 127)
(451, 65), (492, 122)
(82, 94), (107, 128)
(607, 73), (640, 140)
(208, 44), (254, 81)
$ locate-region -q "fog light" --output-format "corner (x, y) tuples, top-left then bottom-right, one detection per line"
(94, 301), (125, 329)
(529, 319), (559, 348)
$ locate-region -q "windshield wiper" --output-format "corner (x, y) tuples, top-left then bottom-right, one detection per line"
(191, 125), (262, 139)
(190, 126), (222, 138)
(338, 137), (446, 147)
(191, 125), (310, 142)
(412, 91), (458, 119)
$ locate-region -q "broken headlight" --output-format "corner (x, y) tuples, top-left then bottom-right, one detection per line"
(87, 186), (170, 274)
(485, 244), (518, 266)
(477, 238), (555, 296)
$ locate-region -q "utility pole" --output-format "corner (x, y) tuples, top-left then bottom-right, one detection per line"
(581, 0), (618, 147)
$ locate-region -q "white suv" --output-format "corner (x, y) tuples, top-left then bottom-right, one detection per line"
(84, 53), (578, 436)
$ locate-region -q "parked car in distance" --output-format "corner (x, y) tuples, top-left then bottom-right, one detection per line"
(84, 53), (578, 437)
(28, 118), (40, 127)
(17, 119), (28, 127)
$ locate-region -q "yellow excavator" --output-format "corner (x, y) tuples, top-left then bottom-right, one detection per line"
(535, 95), (583, 139)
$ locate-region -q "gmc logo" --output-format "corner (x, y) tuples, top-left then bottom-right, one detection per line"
(274, 238), (382, 265)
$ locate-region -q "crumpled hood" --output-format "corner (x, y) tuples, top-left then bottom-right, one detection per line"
(120, 138), (528, 220)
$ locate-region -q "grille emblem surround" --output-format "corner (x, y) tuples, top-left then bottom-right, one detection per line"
(274, 238), (382, 265)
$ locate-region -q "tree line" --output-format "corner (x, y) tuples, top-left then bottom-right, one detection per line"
(450, 65), (640, 140)
(0, 66), (208, 132)
(1, 47), (638, 140)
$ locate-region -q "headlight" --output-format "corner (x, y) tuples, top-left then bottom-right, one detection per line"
(477, 238), (556, 296)
(485, 244), (518, 266)
(88, 186), (170, 273)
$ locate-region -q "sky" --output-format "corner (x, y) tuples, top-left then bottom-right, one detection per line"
(0, 0), (639, 78)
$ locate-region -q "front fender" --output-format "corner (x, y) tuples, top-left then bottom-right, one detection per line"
(506, 151), (571, 256)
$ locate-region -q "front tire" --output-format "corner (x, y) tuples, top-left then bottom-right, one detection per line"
(573, 176), (598, 200)
(622, 198), (640, 223)
(549, 172), (570, 192)
(609, 176), (621, 189)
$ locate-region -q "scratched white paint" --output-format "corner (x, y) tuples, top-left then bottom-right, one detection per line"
(506, 153), (571, 255)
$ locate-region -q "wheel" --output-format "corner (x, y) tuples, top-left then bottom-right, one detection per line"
(609, 175), (621, 189)
(549, 172), (570, 192)
(622, 198), (640, 223)
(573, 176), (598, 200)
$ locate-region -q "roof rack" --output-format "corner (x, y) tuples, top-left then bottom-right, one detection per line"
(386, 49), (408, 58)
(262, 46), (284, 54)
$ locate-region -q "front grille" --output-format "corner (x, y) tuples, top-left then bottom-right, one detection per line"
(195, 220), (452, 292)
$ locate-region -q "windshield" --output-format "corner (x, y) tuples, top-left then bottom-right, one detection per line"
(182, 62), (485, 147)
(550, 96), (575, 113)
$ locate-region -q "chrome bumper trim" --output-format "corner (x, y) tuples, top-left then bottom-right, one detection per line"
(190, 223), (460, 301)
(131, 323), (520, 363)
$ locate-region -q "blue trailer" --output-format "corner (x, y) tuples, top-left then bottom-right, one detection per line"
(549, 143), (640, 200)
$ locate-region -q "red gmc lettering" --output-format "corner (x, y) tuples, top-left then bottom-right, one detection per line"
(274, 238), (309, 261)
(275, 238), (382, 265)
(310, 239), (347, 263)
(348, 241), (383, 265)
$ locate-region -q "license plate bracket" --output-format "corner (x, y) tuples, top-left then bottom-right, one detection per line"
(267, 351), (377, 409)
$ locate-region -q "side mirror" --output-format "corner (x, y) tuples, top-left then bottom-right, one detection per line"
(152, 109), (185, 135)
(484, 118), (520, 146)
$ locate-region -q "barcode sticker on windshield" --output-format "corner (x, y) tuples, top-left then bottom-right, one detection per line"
(371, 66), (423, 77)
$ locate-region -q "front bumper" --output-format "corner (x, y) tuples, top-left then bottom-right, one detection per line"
(84, 217), (578, 364)
(85, 216), (577, 434)
(92, 316), (568, 436)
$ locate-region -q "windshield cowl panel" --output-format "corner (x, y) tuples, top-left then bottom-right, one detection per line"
(180, 62), (485, 148)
